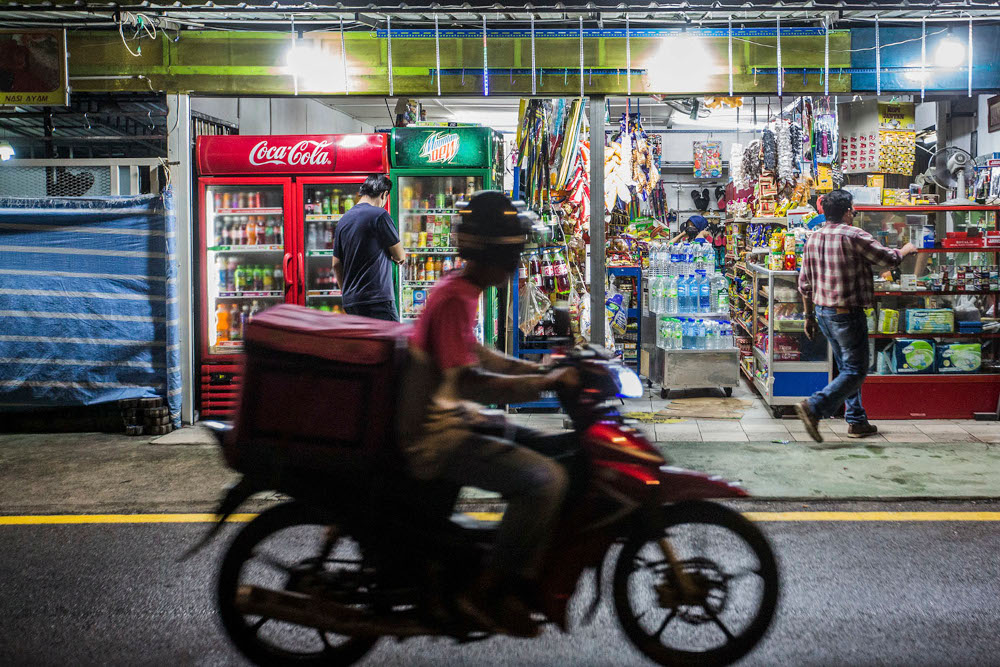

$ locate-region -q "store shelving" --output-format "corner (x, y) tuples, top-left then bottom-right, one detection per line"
(208, 244), (283, 253)
(215, 208), (283, 216)
(854, 204), (1000, 419)
(304, 214), (343, 222)
(218, 290), (284, 299)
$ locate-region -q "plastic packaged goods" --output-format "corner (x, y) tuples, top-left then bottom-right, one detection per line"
(698, 272), (711, 312)
(893, 339), (936, 373)
(669, 244), (682, 276)
(666, 275), (678, 314)
(936, 343), (982, 373)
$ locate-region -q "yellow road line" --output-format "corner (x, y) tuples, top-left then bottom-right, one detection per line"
(2, 510), (1000, 525)
(744, 511), (1000, 522)
(0, 513), (259, 525)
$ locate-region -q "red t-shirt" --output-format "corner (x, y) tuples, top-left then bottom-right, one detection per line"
(410, 272), (481, 370)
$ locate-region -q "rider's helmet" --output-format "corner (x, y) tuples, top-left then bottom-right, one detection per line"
(454, 191), (537, 272)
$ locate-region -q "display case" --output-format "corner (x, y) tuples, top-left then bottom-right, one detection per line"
(853, 205), (1000, 419)
(748, 263), (832, 418)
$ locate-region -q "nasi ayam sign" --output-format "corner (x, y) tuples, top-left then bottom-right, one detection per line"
(0, 30), (68, 106)
(419, 132), (461, 164)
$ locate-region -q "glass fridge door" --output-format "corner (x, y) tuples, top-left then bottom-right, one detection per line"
(301, 181), (363, 313)
(204, 183), (287, 355)
(397, 174), (482, 323)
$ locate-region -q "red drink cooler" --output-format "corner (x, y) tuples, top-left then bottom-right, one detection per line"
(195, 134), (390, 420)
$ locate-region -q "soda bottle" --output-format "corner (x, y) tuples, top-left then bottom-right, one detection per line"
(226, 258), (237, 291)
(442, 255), (454, 273)
(274, 222), (283, 245)
(434, 257), (443, 278)
(214, 193), (223, 209)
(273, 266), (283, 289)
(239, 219), (249, 245)
(229, 304), (241, 341)
(342, 195), (354, 212)
(541, 250), (555, 294)
(249, 300), (261, 320)
(256, 218), (266, 246)
(330, 192), (340, 214)
(528, 251), (542, 287)
(247, 217), (258, 245)
(233, 264), (245, 292)
(214, 220), (223, 247)
(221, 222), (231, 247)
(240, 305), (250, 336)
(252, 265), (263, 291)
(215, 304), (230, 343)
(307, 223), (317, 250)
(322, 195), (331, 216)
(265, 220), (275, 245)
(262, 266), (273, 291)
(425, 256), (435, 281)
(217, 257), (227, 291)
(445, 186), (454, 209)
(416, 257), (426, 281)
(325, 222), (334, 249)
(554, 248), (570, 295)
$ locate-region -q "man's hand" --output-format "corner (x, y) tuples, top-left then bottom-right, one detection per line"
(545, 366), (580, 392)
(900, 242), (917, 258)
(804, 316), (818, 341)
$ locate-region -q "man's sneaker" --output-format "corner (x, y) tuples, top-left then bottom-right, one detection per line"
(847, 422), (879, 438)
(794, 401), (823, 443)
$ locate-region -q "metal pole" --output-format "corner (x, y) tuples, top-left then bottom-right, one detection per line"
(589, 95), (605, 347)
(166, 93), (195, 425)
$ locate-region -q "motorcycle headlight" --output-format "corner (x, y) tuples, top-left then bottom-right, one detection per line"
(610, 364), (644, 399)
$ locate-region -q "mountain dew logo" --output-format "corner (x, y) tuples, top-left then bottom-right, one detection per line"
(419, 131), (461, 164)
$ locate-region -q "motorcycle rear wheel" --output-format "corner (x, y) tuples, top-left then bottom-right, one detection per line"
(217, 502), (379, 667)
(613, 501), (779, 667)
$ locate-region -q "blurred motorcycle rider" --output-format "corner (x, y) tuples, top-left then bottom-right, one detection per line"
(399, 191), (577, 637)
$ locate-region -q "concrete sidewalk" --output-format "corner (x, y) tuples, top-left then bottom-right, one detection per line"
(1, 422), (999, 515)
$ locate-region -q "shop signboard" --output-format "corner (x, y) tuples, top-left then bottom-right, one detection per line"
(0, 29), (68, 106)
(392, 126), (493, 169)
(196, 134), (389, 175)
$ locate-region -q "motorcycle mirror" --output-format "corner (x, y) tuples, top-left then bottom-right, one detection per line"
(553, 307), (572, 338)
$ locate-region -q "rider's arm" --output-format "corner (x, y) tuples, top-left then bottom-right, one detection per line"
(475, 345), (542, 375)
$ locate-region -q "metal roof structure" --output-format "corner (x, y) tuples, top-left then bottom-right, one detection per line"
(2, 1), (1000, 33)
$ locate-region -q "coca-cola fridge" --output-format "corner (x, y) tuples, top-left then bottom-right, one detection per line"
(195, 133), (390, 417)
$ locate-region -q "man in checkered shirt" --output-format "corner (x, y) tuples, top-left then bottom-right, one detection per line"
(795, 189), (916, 441)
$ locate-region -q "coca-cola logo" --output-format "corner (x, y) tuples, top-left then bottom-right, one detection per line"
(249, 139), (335, 167)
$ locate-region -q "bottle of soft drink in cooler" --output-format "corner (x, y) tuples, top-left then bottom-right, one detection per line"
(217, 257), (227, 291)
(541, 250), (555, 294)
(229, 304), (241, 341)
(554, 248), (570, 296)
(215, 304), (229, 343)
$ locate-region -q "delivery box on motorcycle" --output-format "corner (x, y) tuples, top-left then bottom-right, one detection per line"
(227, 304), (411, 479)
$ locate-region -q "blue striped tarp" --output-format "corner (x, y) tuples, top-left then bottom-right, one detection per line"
(0, 190), (180, 426)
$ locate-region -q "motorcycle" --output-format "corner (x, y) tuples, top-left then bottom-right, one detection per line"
(194, 345), (779, 667)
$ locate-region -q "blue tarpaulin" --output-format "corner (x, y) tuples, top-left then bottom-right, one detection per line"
(0, 190), (180, 425)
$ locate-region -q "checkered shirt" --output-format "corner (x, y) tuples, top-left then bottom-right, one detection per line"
(797, 223), (902, 308)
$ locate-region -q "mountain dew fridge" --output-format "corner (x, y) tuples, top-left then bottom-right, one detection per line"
(390, 125), (504, 346)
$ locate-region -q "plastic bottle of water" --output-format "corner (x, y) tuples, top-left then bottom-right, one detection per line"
(669, 244), (680, 276)
(680, 275), (692, 313)
(695, 319), (707, 349)
(666, 275), (678, 314)
(697, 271), (711, 313)
(648, 275), (660, 313)
(709, 274), (724, 313)
(704, 320), (715, 349)
(656, 316), (666, 349)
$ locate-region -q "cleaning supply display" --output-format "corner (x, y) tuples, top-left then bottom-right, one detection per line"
(893, 339), (936, 374)
(935, 343), (982, 373)
(905, 308), (954, 334)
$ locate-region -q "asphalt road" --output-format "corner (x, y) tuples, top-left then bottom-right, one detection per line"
(2, 503), (999, 666)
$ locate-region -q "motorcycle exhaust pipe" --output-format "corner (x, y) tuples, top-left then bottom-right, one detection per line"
(234, 586), (428, 638)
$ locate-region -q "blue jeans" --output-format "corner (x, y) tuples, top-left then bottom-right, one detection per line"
(807, 306), (869, 425)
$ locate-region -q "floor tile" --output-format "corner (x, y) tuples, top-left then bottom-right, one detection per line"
(881, 433), (934, 443)
(915, 424), (971, 435)
(926, 432), (980, 443)
(742, 422), (791, 434)
(973, 434), (1000, 443)
(746, 431), (796, 442)
(700, 432), (749, 442)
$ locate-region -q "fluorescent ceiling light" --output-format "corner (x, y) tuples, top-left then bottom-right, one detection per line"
(0, 141), (14, 161)
(286, 42), (346, 93)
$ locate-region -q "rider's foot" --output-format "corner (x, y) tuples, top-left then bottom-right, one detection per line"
(456, 586), (539, 638)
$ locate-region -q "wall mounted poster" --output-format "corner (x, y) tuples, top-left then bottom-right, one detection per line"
(693, 141), (722, 179)
(0, 30), (68, 106)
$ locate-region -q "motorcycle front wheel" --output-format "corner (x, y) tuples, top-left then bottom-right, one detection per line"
(217, 502), (379, 667)
(613, 501), (779, 667)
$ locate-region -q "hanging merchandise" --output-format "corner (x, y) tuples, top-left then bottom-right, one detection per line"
(730, 143), (745, 190)
(516, 99), (552, 210)
(814, 104), (838, 165)
(605, 114), (634, 212)
(776, 122), (795, 188)
(761, 129), (778, 172)
(693, 141), (723, 179)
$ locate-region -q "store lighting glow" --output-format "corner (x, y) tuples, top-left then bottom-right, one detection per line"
(648, 34), (716, 92)
(286, 42), (346, 93)
(905, 35), (968, 83)
(0, 141), (13, 161)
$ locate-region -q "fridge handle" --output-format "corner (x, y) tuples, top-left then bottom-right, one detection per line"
(297, 252), (305, 300)
(283, 253), (293, 291)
